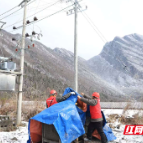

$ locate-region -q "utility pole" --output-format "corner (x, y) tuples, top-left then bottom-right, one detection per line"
(16, 0), (27, 125)
(67, 0), (87, 92)
(74, 0), (78, 92)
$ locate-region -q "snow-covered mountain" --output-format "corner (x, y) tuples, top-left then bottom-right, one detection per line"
(88, 33), (143, 98)
(0, 30), (125, 101)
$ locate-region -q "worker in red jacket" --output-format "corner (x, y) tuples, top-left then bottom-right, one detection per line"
(46, 90), (75, 108)
(78, 92), (107, 143)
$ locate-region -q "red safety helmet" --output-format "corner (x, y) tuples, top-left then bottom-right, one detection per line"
(50, 90), (57, 95)
(92, 92), (100, 98)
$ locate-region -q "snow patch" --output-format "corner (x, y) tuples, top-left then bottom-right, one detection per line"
(0, 122), (28, 143)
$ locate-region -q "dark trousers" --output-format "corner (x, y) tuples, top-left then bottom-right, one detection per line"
(87, 121), (107, 143)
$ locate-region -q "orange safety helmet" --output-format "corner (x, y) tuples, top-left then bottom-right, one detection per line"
(92, 92), (100, 98)
(50, 90), (57, 95)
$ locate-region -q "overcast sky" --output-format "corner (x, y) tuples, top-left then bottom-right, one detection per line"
(1, 0), (143, 60)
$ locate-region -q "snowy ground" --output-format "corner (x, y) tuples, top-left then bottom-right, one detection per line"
(0, 109), (143, 143)
(103, 109), (143, 143)
(0, 122), (29, 143)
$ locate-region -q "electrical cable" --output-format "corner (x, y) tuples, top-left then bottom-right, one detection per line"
(8, 0), (45, 18)
(69, 0), (107, 43)
(24, 0), (61, 21)
(75, 2), (131, 74)
(0, 0), (37, 20)
(25, 3), (75, 26)
(28, 0), (60, 10)
(27, 0), (83, 26)
(9, 2), (74, 33)
(0, 8), (23, 20)
(0, 6), (18, 17)
(84, 12), (108, 42)
(81, 12), (106, 44)
(32, 0), (42, 31)
(3, 0), (61, 30)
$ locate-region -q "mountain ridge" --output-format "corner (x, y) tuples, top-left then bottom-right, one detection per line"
(88, 33), (143, 98)
(0, 30), (125, 101)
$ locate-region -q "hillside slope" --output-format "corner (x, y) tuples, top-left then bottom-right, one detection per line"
(0, 30), (124, 101)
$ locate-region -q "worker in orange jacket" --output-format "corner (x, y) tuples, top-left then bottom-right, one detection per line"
(46, 90), (75, 108)
(78, 92), (107, 143)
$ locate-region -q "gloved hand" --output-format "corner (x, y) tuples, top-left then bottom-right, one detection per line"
(80, 92), (85, 96)
(70, 92), (76, 95)
(78, 95), (81, 99)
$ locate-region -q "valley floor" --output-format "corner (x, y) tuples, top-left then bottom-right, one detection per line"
(0, 109), (143, 143)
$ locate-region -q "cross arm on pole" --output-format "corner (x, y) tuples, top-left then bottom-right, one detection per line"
(18, 0), (31, 7)
(0, 21), (6, 29)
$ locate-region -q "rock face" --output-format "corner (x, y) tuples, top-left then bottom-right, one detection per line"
(0, 30), (125, 101)
(88, 33), (143, 98)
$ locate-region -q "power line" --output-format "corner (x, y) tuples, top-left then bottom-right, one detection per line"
(0, 0), (37, 21)
(32, 0), (41, 30)
(28, 0), (60, 10)
(25, 0), (83, 26)
(77, 7), (131, 74)
(81, 12), (106, 44)
(9, 3), (74, 33)
(1, 1), (41, 19)
(0, 6), (18, 17)
(69, 0), (107, 43)
(0, 8), (23, 20)
(28, 0), (37, 5)
(32, 0), (61, 29)
(27, 0), (60, 18)
(27, 3), (75, 26)
(84, 12), (108, 42)
(3, 0), (60, 30)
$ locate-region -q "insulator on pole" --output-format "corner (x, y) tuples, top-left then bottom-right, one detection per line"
(25, 33), (30, 37)
(12, 38), (16, 41)
(26, 20), (30, 24)
(34, 17), (38, 21)
(32, 31), (36, 35)
(13, 26), (17, 29)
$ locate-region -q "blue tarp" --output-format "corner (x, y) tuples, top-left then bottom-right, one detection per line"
(63, 87), (86, 125)
(27, 88), (85, 143)
(27, 87), (116, 143)
(103, 125), (117, 141)
(63, 87), (79, 103)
